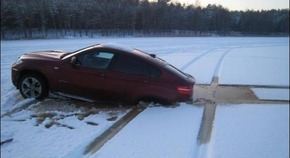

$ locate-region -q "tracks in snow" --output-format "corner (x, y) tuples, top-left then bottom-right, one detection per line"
(196, 76), (219, 145)
(193, 76), (288, 158)
(180, 46), (237, 78)
(84, 107), (145, 155)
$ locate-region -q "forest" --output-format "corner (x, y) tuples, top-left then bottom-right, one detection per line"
(1, 0), (289, 39)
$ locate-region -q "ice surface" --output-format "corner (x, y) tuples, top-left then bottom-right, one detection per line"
(251, 88), (289, 100)
(1, 37), (289, 158)
(219, 46), (289, 86)
(1, 103), (127, 158)
(207, 104), (289, 158)
(91, 104), (204, 158)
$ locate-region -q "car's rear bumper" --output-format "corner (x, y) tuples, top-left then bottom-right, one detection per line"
(176, 94), (193, 102)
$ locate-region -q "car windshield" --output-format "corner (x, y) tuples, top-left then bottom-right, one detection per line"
(62, 45), (100, 60)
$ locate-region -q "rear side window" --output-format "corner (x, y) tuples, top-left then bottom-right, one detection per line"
(166, 65), (188, 80)
(112, 55), (160, 77)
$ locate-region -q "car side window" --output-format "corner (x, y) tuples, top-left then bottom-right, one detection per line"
(77, 51), (114, 69)
(112, 55), (160, 77)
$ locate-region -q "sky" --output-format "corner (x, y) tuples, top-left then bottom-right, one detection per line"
(174, 0), (289, 11)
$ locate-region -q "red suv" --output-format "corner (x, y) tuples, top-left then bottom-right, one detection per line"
(12, 44), (195, 104)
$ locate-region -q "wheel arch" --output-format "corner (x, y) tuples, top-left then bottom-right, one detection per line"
(17, 70), (49, 89)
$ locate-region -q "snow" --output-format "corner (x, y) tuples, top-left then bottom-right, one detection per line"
(219, 46), (289, 86)
(251, 88), (289, 100)
(207, 104), (289, 158)
(82, 104), (290, 158)
(90, 104), (204, 158)
(1, 102), (128, 158)
(1, 37), (289, 158)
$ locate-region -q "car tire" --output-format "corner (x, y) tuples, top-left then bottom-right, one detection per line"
(19, 74), (48, 100)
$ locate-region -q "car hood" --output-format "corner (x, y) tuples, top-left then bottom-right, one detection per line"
(22, 50), (67, 60)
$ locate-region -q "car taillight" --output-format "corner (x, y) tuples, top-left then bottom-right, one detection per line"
(177, 86), (193, 95)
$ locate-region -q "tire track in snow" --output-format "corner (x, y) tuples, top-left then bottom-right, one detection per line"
(192, 77), (218, 158)
(212, 48), (237, 81)
(1, 98), (39, 118)
(212, 44), (284, 83)
(197, 103), (217, 144)
(180, 47), (237, 85)
(84, 107), (145, 155)
(179, 46), (237, 73)
(196, 76), (219, 144)
(180, 48), (219, 71)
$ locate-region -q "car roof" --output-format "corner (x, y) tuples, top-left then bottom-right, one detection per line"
(99, 43), (134, 52)
(67, 43), (167, 67)
(98, 44), (167, 67)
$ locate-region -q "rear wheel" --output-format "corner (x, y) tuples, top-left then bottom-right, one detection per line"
(19, 74), (48, 100)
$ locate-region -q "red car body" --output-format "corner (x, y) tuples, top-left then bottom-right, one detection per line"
(12, 44), (195, 104)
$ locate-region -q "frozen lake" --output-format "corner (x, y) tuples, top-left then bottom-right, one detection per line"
(1, 37), (289, 158)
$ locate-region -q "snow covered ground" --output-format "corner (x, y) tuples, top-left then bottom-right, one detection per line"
(90, 104), (204, 158)
(206, 104), (289, 158)
(252, 88), (289, 100)
(91, 104), (289, 158)
(1, 37), (289, 158)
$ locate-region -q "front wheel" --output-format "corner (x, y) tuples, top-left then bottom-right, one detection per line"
(19, 74), (48, 100)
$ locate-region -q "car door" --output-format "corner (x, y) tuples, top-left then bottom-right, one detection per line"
(105, 54), (158, 103)
(57, 49), (115, 101)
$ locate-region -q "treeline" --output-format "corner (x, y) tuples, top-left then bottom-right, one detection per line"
(1, 0), (289, 39)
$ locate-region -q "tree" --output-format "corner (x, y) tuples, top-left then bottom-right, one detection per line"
(1, 0), (288, 39)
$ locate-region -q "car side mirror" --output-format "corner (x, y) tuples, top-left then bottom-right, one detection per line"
(70, 56), (77, 65)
